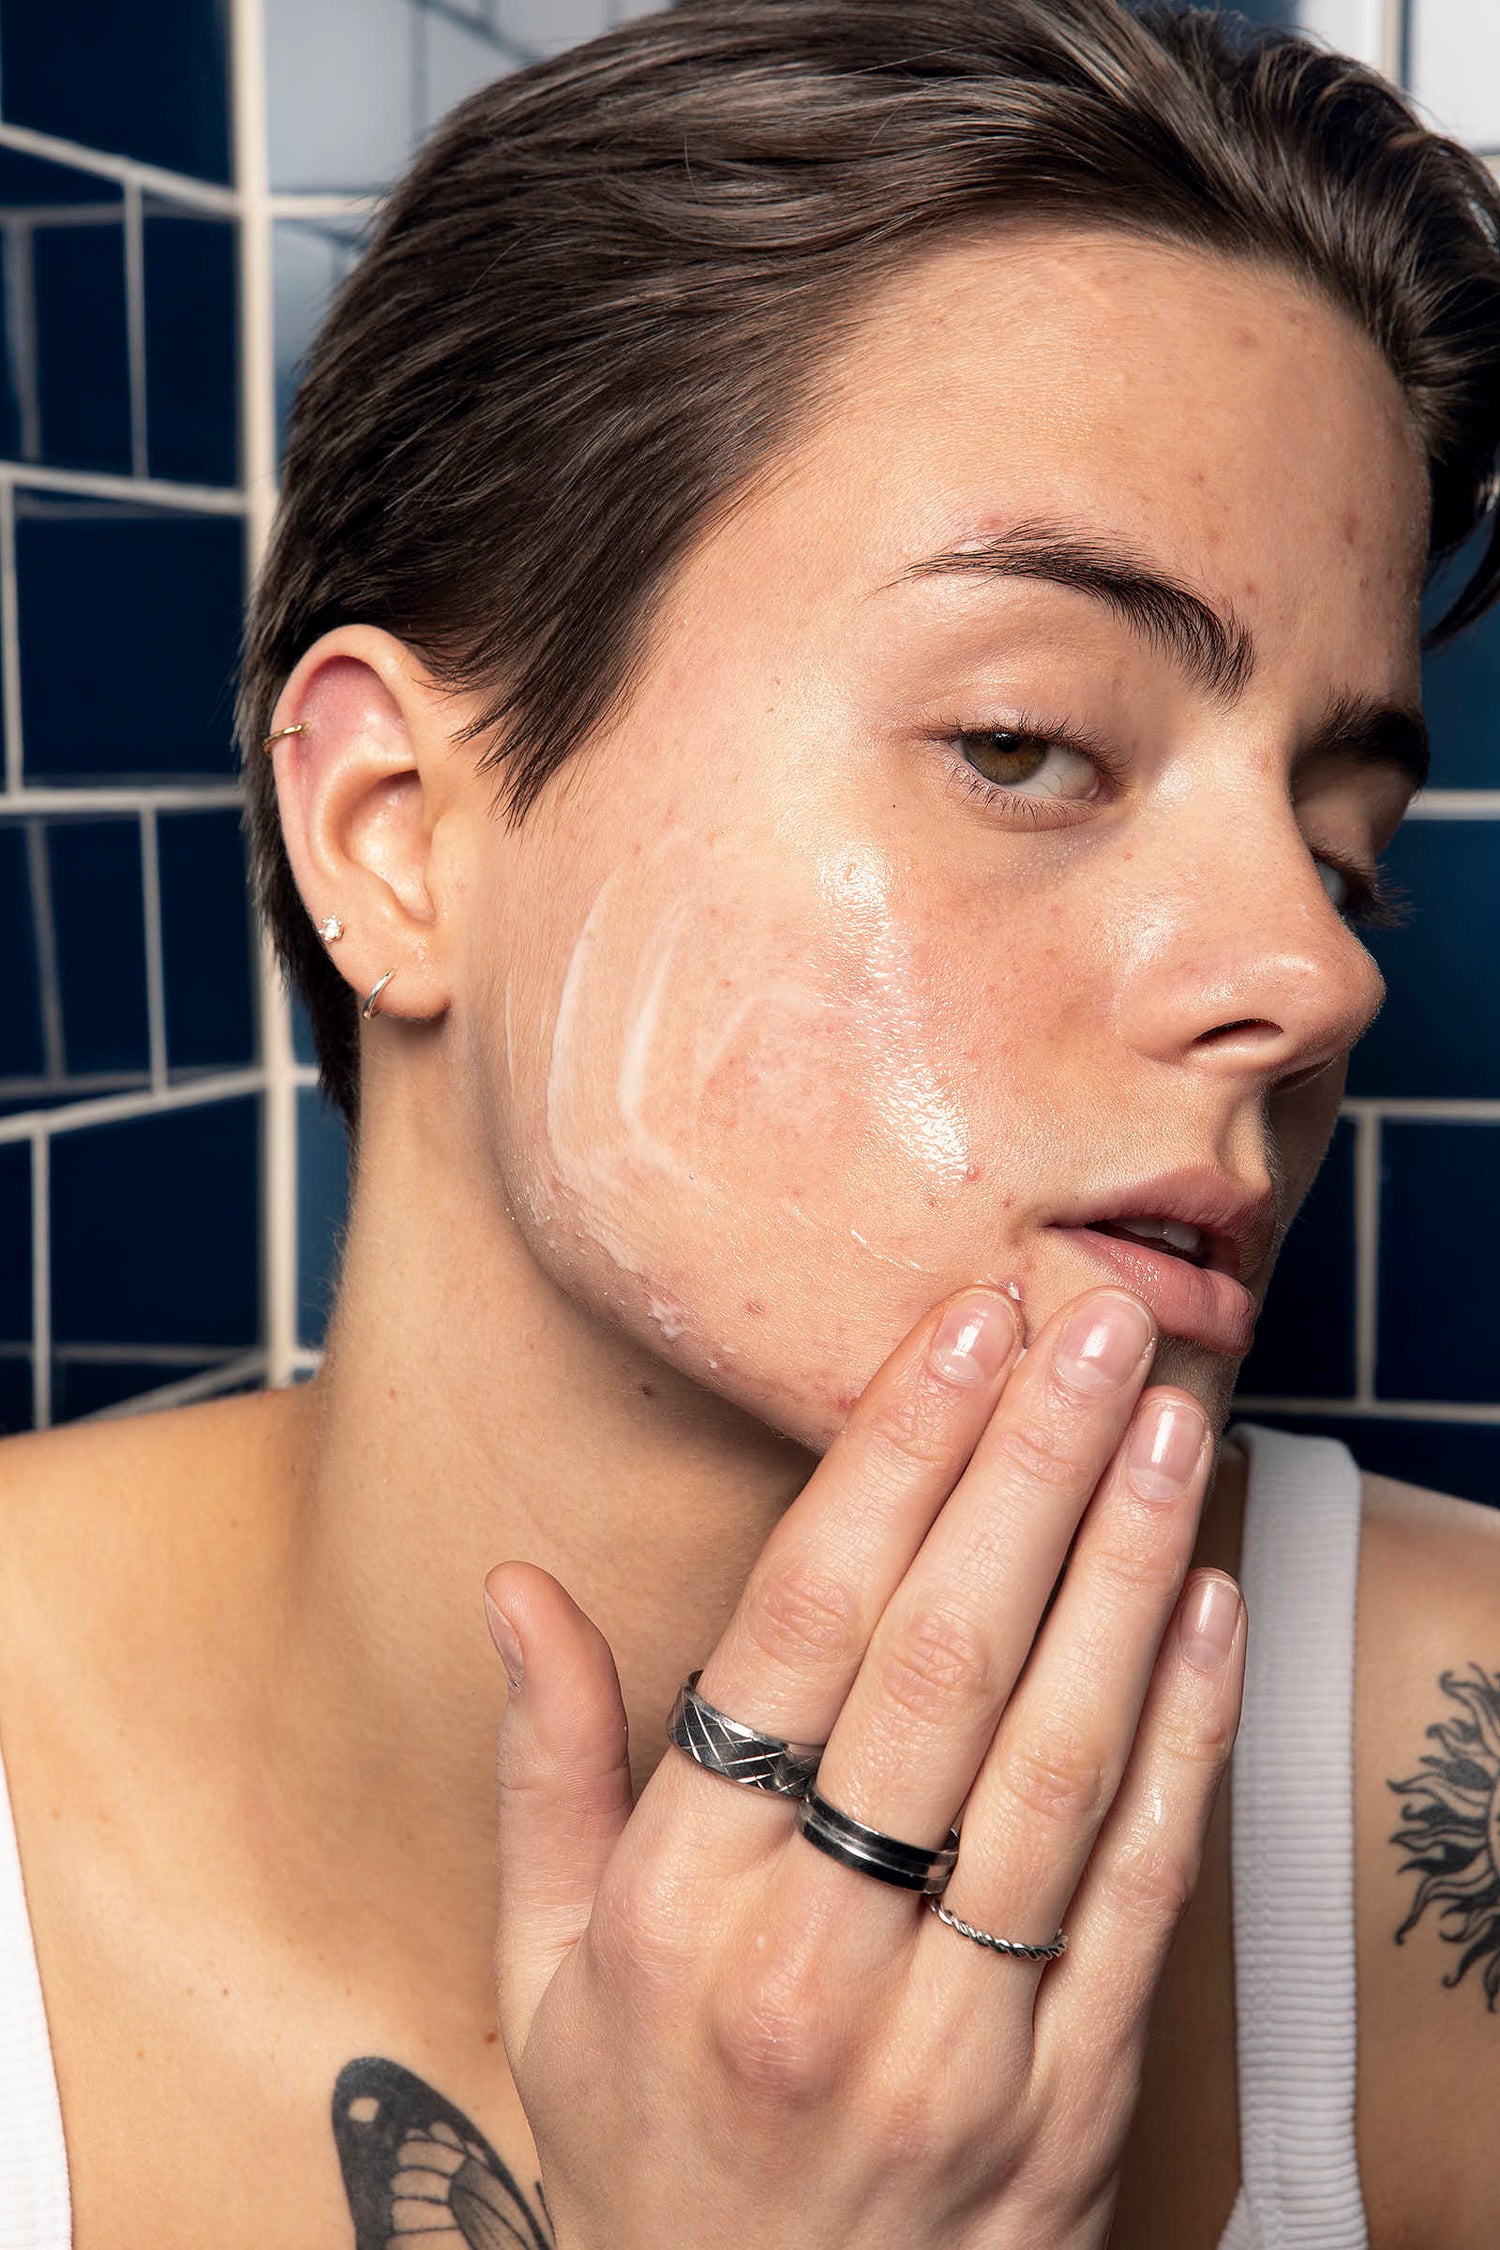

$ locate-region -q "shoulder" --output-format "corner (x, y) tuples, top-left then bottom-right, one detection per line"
(1353, 1470), (1500, 2250)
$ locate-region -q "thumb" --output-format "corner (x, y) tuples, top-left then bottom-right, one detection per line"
(483, 1560), (634, 2055)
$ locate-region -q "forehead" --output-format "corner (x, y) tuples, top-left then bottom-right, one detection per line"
(692, 226), (1430, 690)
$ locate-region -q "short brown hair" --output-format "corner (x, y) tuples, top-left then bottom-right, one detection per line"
(241, 0), (1500, 1133)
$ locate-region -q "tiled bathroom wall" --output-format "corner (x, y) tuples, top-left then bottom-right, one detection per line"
(1, 0), (1498, 1507)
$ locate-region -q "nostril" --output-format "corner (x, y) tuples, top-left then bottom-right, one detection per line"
(1194, 1018), (1279, 1048)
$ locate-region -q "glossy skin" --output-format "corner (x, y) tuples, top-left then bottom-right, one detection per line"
(0, 223), (1466, 2250)
(295, 226), (1423, 1447)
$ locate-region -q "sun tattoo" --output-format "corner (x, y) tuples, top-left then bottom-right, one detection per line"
(1387, 1663), (1500, 2011)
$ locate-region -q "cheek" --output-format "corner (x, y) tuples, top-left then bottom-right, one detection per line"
(500, 831), (1070, 1440)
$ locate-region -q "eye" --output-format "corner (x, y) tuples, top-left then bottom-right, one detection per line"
(1316, 857), (1352, 912)
(950, 727), (1103, 805)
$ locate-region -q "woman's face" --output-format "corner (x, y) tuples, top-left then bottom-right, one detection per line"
(456, 228), (1429, 1443)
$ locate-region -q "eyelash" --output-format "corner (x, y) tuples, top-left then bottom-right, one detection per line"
(937, 723), (1409, 933)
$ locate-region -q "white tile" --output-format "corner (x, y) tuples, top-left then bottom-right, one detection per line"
(497, 0), (611, 52)
(1295, 0), (1386, 69)
(265, 0), (418, 192)
(1407, 0), (1500, 147)
(273, 218), (367, 442)
(420, 10), (516, 137)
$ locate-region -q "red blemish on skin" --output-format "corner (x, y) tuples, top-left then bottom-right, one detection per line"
(485, 2030), (498, 2044)
(833, 1389), (857, 1417)
(639, 1382), (656, 1398)
(744, 1297), (766, 1316)
(963, 1163), (986, 1183)
(1230, 325), (1260, 348)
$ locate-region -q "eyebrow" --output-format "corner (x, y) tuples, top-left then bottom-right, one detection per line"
(892, 516), (1428, 787)
(894, 516), (1255, 700)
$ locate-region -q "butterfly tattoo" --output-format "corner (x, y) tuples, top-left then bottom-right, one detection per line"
(332, 2056), (555, 2249)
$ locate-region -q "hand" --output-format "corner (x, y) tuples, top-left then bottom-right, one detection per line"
(484, 1284), (1245, 2248)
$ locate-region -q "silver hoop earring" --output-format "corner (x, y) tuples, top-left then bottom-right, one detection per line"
(362, 970), (396, 1021)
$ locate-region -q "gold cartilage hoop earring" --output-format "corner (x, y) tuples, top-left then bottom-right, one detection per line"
(262, 721), (309, 755)
(362, 970), (396, 1021)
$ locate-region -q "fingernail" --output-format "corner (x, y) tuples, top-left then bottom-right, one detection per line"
(1054, 1292), (1154, 1392)
(1178, 1575), (1241, 1671)
(928, 1289), (1018, 1386)
(1128, 1396), (1207, 1500)
(484, 1591), (525, 1689)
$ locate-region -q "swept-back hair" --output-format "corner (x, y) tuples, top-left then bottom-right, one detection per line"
(240, 0), (1500, 1130)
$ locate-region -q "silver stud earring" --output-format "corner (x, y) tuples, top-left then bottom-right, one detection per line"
(362, 970), (396, 1021)
(318, 915), (345, 943)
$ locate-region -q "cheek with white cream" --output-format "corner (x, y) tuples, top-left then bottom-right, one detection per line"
(498, 826), (1040, 1435)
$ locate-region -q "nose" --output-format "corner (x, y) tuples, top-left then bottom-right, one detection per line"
(1112, 805), (1386, 1089)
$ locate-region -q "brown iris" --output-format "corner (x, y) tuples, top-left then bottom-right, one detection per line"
(956, 730), (1051, 785)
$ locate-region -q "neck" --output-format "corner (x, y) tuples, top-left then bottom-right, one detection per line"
(253, 1091), (1246, 1982)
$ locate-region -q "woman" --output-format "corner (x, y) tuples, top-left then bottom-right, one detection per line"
(3, 2), (1499, 2243)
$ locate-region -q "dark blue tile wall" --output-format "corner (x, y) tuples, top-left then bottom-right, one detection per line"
(0, 1139), (31, 1343)
(1346, 821), (1500, 1100)
(1422, 602), (1500, 788)
(15, 493), (244, 781)
(144, 206), (239, 487)
(1242, 1412), (1500, 1510)
(1238, 1117), (1357, 1399)
(0, 0), (232, 184)
(1377, 1120), (1500, 1403)
(48, 1096), (260, 1358)
(31, 211), (132, 474)
(0, 824), (46, 1094)
(46, 819), (150, 1077)
(158, 809), (256, 1073)
(50, 1356), (223, 1423)
(297, 1088), (350, 1350)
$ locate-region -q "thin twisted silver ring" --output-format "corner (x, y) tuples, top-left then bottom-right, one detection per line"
(928, 1898), (1067, 1960)
(797, 1787), (960, 1895)
(667, 1672), (825, 1798)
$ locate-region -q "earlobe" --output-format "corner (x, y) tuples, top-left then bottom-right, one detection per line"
(264, 626), (463, 1025)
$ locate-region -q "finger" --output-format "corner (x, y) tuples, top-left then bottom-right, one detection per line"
(1029, 1568), (1245, 2093)
(486, 1561), (636, 2057)
(788, 1289), (1156, 1921)
(935, 1386), (1212, 1952)
(643, 1285), (1023, 1843)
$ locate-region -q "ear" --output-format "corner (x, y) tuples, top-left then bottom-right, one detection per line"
(266, 626), (472, 1024)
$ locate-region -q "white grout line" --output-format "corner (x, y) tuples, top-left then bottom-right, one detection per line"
(1406, 792), (1500, 818)
(269, 192), (380, 222)
(1, 481), (23, 795)
(1340, 1097), (1500, 1122)
(1, 784), (244, 813)
(30, 1129), (49, 1430)
(75, 1349), (270, 1421)
(233, 0), (299, 1395)
(0, 118), (240, 216)
(0, 458), (245, 514)
(1353, 1108), (1380, 1408)
(0, 1068), (262, 1146)
(139, 807), (169, 1092)
(49, 1342), (244, 1366)
(122, 178), (150, 480)
(1236, 1395), (1500, 1428)
(4, 220), (40, 463)
(1382, 0), (1406, 88)
(23, 818), (64, 1080)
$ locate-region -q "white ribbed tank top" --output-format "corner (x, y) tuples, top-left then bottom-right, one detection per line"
(0, 1427), (1365, 2248)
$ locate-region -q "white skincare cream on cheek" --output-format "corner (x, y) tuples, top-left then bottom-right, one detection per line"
(528, 827), (992, 1361)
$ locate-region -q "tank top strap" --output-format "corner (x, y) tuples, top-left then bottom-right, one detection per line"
(1216, 1422), (1367, 2250)
(0, 1730), (71, 2250)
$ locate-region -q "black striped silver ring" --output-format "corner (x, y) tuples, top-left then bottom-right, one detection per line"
(667, 1672), (825, 1798)
(796, 1786), (961, 1895)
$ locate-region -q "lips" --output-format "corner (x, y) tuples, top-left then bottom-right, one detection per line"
(1045, 1164), (1277, 1356)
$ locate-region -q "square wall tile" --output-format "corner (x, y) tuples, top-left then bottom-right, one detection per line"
(0, 823), (46, 1092)
(0, 1138), (31, 1342)
(31, 212), (132, 474)
(0, 153), (122, 471)
(1235, 1410), (1499, 1511)
(1236, 1116), (1356, 1399)
(144, 205), (239, 488)
(46, 818), (151, 1078)
(273, 218), (367, 452)
(1377, 1120), (1500, 1404)
(420, 9), (515, 134)
(297, 1086), (349, 1347)
(1291, 0), (1384, 65)
(0, 0), (232, 183)
(1420, 600), (1500, 789)
(1409, 0), (1500, 148)
(49, 1095), (260, 1349)
(158, 809), (255, 1074)
(16, 491), (244, 782)
(265, 0), (417, 193)
(1345, 821), (1500, 1100)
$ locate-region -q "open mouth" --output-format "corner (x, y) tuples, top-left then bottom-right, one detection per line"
(1083, 1215), (1212, 1269)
